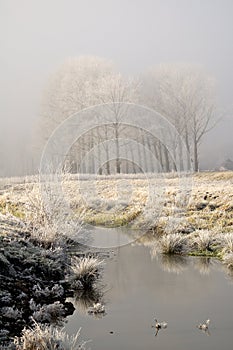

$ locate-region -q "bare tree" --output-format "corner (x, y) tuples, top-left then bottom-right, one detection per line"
(140, 63), (218, 171)
(37, 56), (139, 174)
(95, 73), (139, 173)
(38, 56), (113, 138)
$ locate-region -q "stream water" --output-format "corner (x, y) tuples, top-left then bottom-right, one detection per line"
(65, 232), (233, 350)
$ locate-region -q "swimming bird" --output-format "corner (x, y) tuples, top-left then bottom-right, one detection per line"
(197, 319), (210, 330)
(153, 319), (168, 329)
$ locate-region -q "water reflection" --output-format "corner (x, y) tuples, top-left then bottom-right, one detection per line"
(221, 264), (233, 284)
(65, 240), (233, 350)
(193, 257), (212, 276)
(72, 287), (106, 319)
(135, 233), (230, 279)
(198, 327), (211, 336)
(159, 254), (188, 274)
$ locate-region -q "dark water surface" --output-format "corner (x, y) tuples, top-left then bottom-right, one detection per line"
(65, 242), (233, 350)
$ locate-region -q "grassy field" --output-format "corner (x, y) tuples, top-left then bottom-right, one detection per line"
(0, 172), (233, 257)
(1, 171), (233, 232)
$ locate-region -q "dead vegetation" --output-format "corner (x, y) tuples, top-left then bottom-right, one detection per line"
(14, 321), (86, 350)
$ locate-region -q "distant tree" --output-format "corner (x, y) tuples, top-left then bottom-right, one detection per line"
(221, 158), (233, 171)
(95, 73), (139, 173)
(38, 56), (114, 148)
(37, 56), (138, 173)
(140, 63), (218, 171)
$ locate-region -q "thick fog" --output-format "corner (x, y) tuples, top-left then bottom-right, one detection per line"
(0, 0), (233, 176)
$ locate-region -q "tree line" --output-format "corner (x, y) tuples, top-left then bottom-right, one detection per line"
(36, 56), (218, 173)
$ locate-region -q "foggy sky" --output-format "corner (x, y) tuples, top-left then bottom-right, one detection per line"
(1, 0), (233, 175)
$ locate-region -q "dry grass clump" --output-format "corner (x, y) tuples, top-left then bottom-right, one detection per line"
(221, 233), (233, 253)
(158, 233), (188, 254)
(222, 252), (233, 269)
(70, 256), (103, 288)
(191, 230), (216, 252)
(14, 321), (86, 350)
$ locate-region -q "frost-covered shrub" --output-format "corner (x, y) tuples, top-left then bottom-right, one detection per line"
(51, 284), (64, 298)
(0, 291), (12, 305)
(1, 306), (22, 319)
(33, 284), (51, 298)
(32, 284), (64, 299)
(32, 301), (65, 323)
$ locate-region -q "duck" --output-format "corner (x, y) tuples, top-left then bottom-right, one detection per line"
(197, 319), (210, 330)
(153, 318), (168, 329)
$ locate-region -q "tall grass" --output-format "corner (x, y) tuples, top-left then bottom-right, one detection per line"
(191, 230), (216, 252)
(14, 321), (87, 350)
(70, 256), (103, 288)
(158, 233), (188, 254)
(221, 233), (233, 253)
(223, 252), (233, 269)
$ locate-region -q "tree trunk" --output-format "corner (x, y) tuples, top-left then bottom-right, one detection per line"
(125, 145), (129, 174)
(163, 146), (170, 173)
(104, 126), (110, 175)
(193, 138), (199, 172)
(115, 124), (121, 174)
(147, 137), (154, 173)
(141, 131), (148, 173)
(129, 144), (136, 173)
(184, 126), (191, 171)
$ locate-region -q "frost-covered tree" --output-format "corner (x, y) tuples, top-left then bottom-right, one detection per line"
(140, 63), (217, 171)
(94, 73), (139, 173)
(37, 56), (138, 174)
(38, 56), (114, 145)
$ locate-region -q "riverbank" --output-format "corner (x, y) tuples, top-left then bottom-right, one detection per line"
(0, 213), (106, 348)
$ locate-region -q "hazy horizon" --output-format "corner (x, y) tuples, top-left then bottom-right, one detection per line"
(1, 0), (233, 176)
